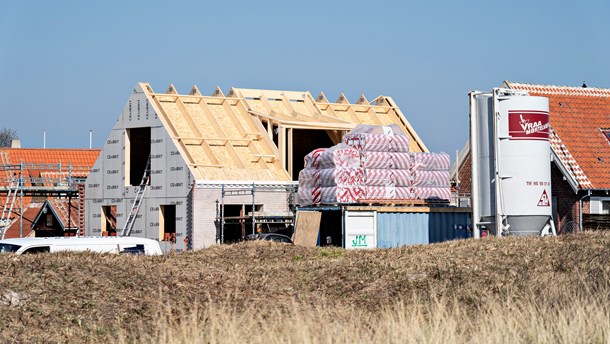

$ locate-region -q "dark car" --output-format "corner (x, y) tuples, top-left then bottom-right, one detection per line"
(246, 233), (293, 244)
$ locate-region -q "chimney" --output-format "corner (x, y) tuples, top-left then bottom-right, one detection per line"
(11, 139), (21, 148)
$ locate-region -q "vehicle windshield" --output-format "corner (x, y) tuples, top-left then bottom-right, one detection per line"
(0, 244), (21, 253)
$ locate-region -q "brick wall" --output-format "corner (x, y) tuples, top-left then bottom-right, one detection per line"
(550, 163), (581, 233)
(456, 154), (472, 197)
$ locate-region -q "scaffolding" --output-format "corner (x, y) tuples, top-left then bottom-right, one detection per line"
(210, 182), (298, 244)
(0, 161), (90, 238)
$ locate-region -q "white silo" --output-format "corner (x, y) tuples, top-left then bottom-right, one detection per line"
(470, 88), (555, 237)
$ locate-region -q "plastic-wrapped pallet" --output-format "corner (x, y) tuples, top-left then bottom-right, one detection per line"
(360, 152), (411, 169)
(298, 168), (365, 187)
(343, 124), (410, 152)
(408, 153), (451, 201)
(364, 169), (411, 187)
(304, 143), (360, 169)
(410, 170), (450, 187)
(297, 185), (365, 205)
(409, 152), (450, 171)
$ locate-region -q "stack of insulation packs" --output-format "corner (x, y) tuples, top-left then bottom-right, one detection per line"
(297, 124), (451, 205)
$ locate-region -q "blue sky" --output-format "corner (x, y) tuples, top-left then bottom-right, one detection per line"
(1, 1), (609, 156)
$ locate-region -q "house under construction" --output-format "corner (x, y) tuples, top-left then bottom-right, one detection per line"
(84, 82), (427, 251)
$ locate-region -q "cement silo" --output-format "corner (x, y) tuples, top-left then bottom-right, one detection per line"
(470, 88), (556, 237)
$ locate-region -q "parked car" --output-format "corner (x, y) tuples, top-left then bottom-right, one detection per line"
(0, 237), (163, 255)
(246, 233), (293, 244)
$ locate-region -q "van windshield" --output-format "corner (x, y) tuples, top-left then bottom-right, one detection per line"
(0, 244), (21, 253)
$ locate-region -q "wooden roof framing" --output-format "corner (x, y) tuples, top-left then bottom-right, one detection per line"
(139, 82), (427, 182)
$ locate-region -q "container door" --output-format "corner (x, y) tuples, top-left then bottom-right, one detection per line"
(344, 211), (376, 249)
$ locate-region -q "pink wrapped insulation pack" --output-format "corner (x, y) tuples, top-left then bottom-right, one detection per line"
(410, 170), (450, 187)
(298, 168), (365, 187)
(304, 148), (327, 169)
(359, 152), (411, 169)
(412, 187), (452, 201)
(304, 144), (360, 169)
(364, 186), (413, 200)
(364, 169), (411, 187)
(409, 152), (451, 171)
(297, 186), (365, 205)
(342, 124), (410, 152)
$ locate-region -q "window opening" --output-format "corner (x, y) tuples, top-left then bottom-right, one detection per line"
(291, 129), (335, 181)
(159, 204), (176, 242)
(125, 127), (151, 186)
(221, 204), (263, 243)
(102, 205), (117, 236)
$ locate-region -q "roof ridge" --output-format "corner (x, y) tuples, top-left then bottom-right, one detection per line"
(507, 81), (610, 97)
(0, 148), (101, 151)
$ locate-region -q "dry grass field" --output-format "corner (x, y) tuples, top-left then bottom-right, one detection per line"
(0, 232), (608, 343)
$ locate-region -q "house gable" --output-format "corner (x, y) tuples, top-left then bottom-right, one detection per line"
(85, 85), (193, 240)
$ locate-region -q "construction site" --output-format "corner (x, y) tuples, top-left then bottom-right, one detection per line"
(1, 81), (609, 342)
(1, 81), (609, 254)
(79, 81), (463, 252)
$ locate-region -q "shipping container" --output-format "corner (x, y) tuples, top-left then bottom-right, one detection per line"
(296, 205), (472, 248)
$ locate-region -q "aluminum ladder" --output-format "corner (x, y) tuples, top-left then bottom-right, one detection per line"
(0, 175), (21, 239)
(120, 156), (151, 237)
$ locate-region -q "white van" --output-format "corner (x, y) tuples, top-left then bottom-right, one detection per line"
(0, 237), (163, 255)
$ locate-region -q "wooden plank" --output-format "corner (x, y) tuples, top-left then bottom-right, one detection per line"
(287, 128), (293, 179)
(293, 211), (321, 247)
(278, 126), (286, 171)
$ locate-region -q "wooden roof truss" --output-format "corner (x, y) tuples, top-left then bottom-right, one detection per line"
(139, 82), (427, 181)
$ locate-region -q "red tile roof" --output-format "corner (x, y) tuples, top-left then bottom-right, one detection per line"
(0, 148), (100, 166)
(3, 202), (43, 238)
(47, 198), (80, 229)
(507, 82), (610, 189)
(0, 148), (99, 186)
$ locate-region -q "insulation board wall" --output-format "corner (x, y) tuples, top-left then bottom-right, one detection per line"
(85, 88), (192, 252)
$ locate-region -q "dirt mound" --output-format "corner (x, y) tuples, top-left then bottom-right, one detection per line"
(0, 232), (608, 343)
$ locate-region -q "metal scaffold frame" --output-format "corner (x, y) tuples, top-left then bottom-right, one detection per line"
(0, 161), (89, 238)
(205, 182), (298, 244)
